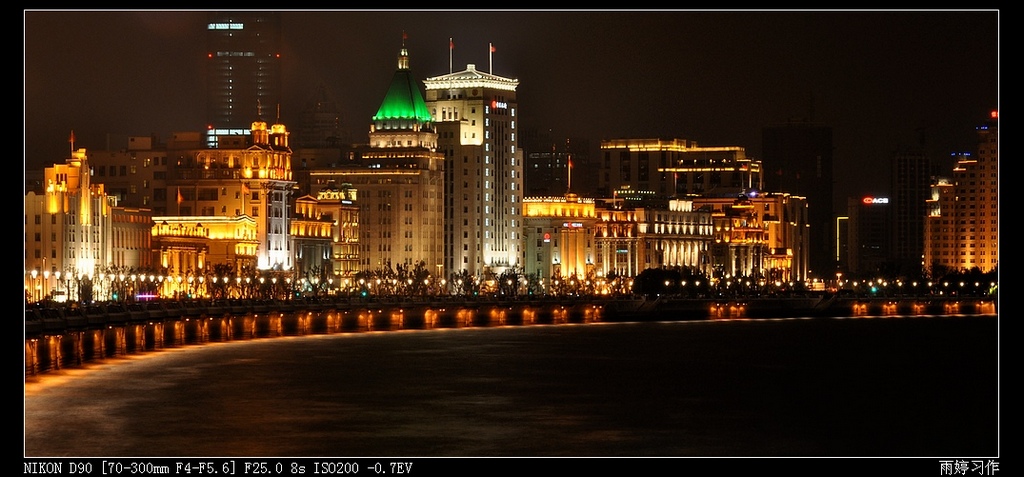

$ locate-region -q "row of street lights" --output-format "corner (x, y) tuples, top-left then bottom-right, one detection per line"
(27, 267), (997, 304)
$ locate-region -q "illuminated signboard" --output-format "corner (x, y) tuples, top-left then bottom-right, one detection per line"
(491, 100), (508, 110)
(862, 197), (889, 205)
(543, 233), (551, 243)
(563, 222), (584, 229)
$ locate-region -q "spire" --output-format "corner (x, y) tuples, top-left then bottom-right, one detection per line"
(374, 34), (432, 125)
(69, 130), (75, 155)
(398, 31), (409, 70)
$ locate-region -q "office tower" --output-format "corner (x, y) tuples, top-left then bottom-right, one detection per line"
(310, 41), (445, 275)
(291, 84), (348, 197)
(924, 111), (999, 274)
(845, 196), (890, 276)
(205, 11), (282, 148)
(889, 147), (933, 277)
(598, 138), (763, 200)
(424, 62), (524, 276)
(761, 120), (834, 279)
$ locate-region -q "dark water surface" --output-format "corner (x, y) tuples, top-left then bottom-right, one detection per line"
(24, 315), (999, 458)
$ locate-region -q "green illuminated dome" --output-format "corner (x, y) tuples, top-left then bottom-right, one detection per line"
(372, 47), (433, 126)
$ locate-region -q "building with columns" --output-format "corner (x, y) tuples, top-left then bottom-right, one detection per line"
(290, 181), (360, 286)
(691, 189), (809, 282)
(523, 193), (597, 282)
(592, 196), (714, 279)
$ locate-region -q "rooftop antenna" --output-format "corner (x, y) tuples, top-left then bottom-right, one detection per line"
(489, 43), (495, 74)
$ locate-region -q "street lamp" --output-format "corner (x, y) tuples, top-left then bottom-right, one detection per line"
(30, 269), (38, 302)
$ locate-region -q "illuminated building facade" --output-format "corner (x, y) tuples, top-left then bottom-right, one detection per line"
(424, 63), (524, 276)
(924, 111), (999, 274)
(24, 145), (152, 302)
(179, 119), (295, 271)
(290, 181), (360, 284)
(150, 215), (259, 297)
(523, 194), (597, 281)
(290, 195), (335, 284)
(205, 11), (282, 148)
(592, 197), (714, 279)
(309, 42), (444, 274)
(691, 190), (809, 282)
(598, 138), (763, 199)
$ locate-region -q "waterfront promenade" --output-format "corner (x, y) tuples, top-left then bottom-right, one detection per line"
(25, 293), (997, 378)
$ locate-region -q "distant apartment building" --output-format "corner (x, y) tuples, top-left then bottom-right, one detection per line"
(598, 138), (763, 199)
(924, 111), (999, 274)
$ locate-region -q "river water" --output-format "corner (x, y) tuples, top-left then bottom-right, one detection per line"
(24, 314), (998, 458)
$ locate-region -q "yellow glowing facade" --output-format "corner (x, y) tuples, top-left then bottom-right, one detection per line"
(291, 190), (348, 281)
(924, 112), (998, 273)
(313, 183), (360, 280)
(25, 147), (152, 302)
(593, 198), (714, 278)
(523, 194), (596, 280)
(185, 119), (295, 271)
(151, 214), (259, 288)
(691, 191), (809, 281)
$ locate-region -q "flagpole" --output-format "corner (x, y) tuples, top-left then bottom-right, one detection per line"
(449, 37), (453, 74)
(489, 42), (493, 74)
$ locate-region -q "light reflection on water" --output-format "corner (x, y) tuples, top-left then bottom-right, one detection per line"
(25, 316), (997, 457)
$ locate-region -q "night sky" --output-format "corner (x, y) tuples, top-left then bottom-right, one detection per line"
(24, 9), (999, 202)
